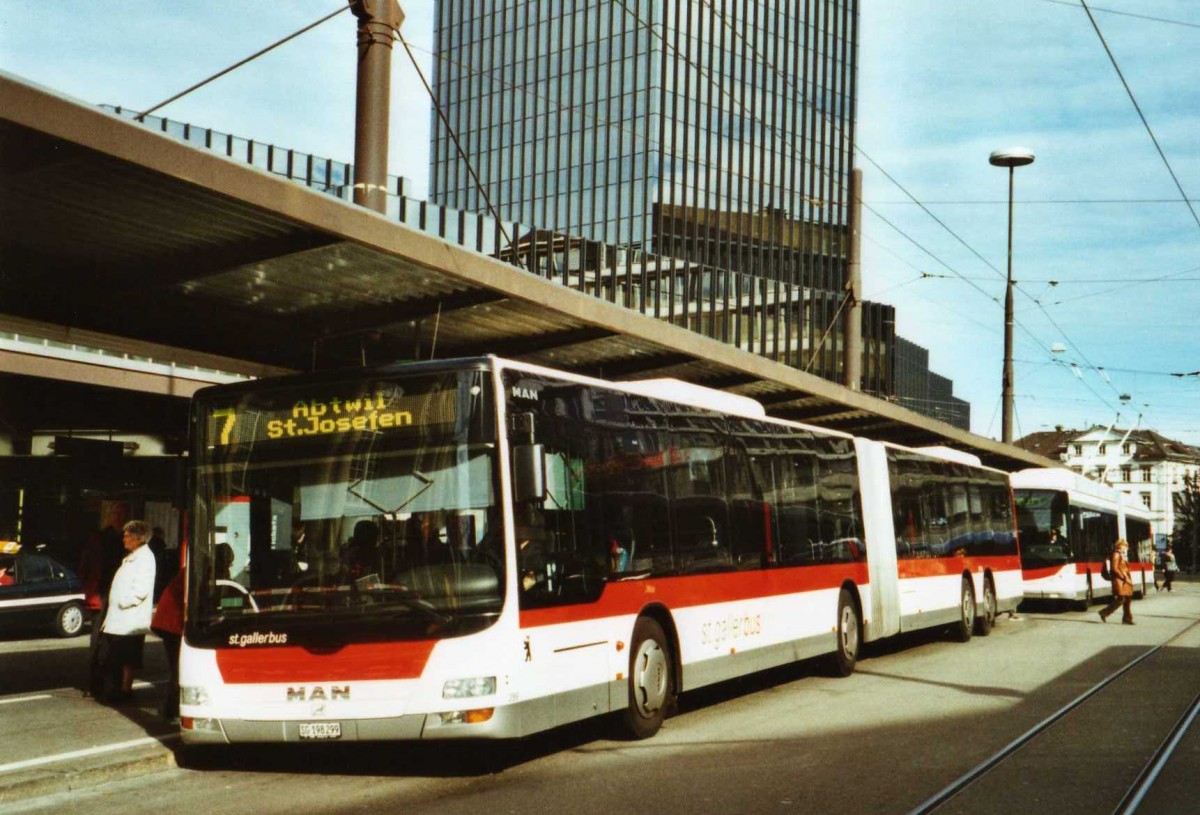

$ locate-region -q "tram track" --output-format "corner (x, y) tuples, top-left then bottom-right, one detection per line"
(1111, 687), (1200, 814)
(908, 619), (1200, 815)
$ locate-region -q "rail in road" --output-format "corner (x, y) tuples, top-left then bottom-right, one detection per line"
(910, 619), (1200, 815)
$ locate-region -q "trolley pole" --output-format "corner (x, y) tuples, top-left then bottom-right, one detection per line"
(351, 0), (404, 214)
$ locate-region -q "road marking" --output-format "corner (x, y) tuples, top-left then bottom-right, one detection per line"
(0, 694), (52, 705)
(0, 735), (178, 774)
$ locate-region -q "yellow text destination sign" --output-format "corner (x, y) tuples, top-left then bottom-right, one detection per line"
(207, 389), (456, 447)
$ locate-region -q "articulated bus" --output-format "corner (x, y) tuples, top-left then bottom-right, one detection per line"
(179, 357), (1020, 745)
(1012, 468), (1154, 608)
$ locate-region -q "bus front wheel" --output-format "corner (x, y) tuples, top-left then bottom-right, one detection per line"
(623, 617), (673, 740)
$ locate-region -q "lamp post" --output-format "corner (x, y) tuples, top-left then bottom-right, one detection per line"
(989, 147), (1035, 445)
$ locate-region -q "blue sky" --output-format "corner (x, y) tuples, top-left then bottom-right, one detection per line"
(2, 1), (1196, 444)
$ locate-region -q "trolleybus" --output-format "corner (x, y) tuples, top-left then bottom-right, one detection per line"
(1013, 468), (1153, 607)
(179, 357), (1021, 744)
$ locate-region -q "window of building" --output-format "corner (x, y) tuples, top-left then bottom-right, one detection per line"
(1098, 443), (1107, 455)
(1073, 444), (1082, 456)
(1121, 466), (1131, 482)
(1142, 467), (1152, 482)
(1122, 442), (1132, 454)
(1141, 494), (1151, 509)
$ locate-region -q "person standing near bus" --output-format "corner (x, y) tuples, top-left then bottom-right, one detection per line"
(99, 520), (156, 702)
(1098, 538), (1134, 625)
(151, 564), (185, 721)
(1162, 546), (1178, 592)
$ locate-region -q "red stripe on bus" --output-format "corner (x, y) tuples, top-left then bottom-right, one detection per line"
(897, 556), (1020, 579)
(215, 641), (437, 683)
(519, 563), (868, 628)
(1022, 565), (1067, 581)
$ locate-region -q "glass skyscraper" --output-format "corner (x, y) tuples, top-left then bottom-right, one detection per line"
(430, 0), (857, 284)
(427, 1), (964, 427)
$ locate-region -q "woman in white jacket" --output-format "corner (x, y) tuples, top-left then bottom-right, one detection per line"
(100, 520), (156, 702)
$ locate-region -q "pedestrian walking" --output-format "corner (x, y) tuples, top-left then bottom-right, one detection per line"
(97, 520), (156, 703)
(1162, 546), (1178, 592)
(1098, 538), (1135, 625)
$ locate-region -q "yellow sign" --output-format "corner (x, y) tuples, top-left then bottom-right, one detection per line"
(207, 389), (456, 447)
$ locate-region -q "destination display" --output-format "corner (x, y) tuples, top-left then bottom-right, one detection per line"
(206, 388), (457, 447)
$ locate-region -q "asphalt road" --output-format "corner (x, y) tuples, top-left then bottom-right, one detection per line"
(2, 586), (1197, 815)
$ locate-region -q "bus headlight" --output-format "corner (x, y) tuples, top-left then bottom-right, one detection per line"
(181, 686), (210, 706)
(442, 676), (496, 699)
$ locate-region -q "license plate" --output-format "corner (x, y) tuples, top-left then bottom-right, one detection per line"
(298, 722), (342, 740)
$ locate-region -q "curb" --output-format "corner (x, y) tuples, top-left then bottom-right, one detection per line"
(0, 744), (177, 807)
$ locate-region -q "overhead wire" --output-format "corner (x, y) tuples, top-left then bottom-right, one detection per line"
(1040, 0), (1200, 30)
(395, 29), (524, 270)
(1078, 0), (1200, 233)
(134, 4), (350, 121)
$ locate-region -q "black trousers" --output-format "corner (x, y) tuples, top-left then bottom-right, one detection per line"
(155, 630), (181, 718)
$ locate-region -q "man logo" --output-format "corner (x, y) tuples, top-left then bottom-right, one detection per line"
(286, 686), (350, 702)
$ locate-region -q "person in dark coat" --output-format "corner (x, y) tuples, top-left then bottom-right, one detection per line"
(151, 564), (185, 721)
(1098, 538), (1135, 625)
(1161, 546), (1178, 592)
(148, 526), (173, 601)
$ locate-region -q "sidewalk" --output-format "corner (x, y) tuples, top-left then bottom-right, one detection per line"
(0, 682), (179, 805)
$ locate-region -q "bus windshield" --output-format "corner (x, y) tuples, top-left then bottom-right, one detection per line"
(1014, 489), (1071, 568)
(187, 368), (503, 647)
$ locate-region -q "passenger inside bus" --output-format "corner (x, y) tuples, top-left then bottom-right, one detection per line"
(343, 519), (381, 582)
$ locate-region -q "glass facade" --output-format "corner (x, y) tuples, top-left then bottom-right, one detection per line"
(431, 1), (856, 272)
(430, 1), (873, 387)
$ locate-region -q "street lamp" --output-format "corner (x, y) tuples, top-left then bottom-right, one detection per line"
(989, 147), (1035, 444)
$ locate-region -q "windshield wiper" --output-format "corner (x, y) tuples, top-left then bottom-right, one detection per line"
(356, 591), (452, 629)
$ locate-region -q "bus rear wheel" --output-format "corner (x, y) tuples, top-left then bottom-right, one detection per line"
(974, 578), (997, 637)
(623, 617), (673, 740)
(833, 588), (860, 677)
(954, 578), (975, 643)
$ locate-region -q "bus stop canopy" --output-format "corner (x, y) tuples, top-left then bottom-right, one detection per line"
(0, 71), (1054, 471)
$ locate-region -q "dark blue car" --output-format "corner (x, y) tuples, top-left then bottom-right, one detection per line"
(0, 547), (87, 638)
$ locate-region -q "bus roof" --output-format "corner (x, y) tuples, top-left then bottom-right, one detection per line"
(1011, 467), (1124, 507)
(615, 378), (767, 418)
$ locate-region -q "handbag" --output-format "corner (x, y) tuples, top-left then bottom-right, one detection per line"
(1100, 559), (1111, 581)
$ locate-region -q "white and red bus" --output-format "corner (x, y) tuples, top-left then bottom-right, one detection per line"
(1013, 468), (1154, 607)
(179, 357), (1020, 745)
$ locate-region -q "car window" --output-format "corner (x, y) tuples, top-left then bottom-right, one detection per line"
(20, 555), (54, 584)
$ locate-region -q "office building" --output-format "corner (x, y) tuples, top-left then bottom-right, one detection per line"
(430, 1), (878, 386)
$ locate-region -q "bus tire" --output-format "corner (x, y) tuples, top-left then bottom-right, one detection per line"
(975, 578), (996, 637)
(954, 578), (975, 643)
(623, 617), (673, 740)
(833, 588), (861, 677)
